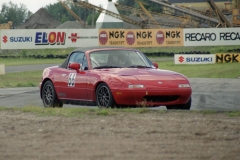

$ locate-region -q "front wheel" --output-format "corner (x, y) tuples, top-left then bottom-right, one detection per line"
(166, 97), (191, 110)
(41, 80), (63, 108)
(96, 83), (115, 108)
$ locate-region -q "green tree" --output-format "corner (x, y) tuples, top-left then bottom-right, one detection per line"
(0, 1), (31, 27)
(116, 0), (135, 15)
(45, 2), (72, 23)
(116, 0), (163, 14)
(117, 0), (135, 7)
(45, 1), (92, 25)
(86, 10), (101, 26)
(139, 0), (163, 13)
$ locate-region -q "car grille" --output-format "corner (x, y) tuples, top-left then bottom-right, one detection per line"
(143, 95), (180, 102)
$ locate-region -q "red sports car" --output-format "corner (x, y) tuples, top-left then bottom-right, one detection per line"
(40, 47), (192, 109)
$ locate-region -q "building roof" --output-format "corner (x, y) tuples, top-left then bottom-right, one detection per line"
(17, 8), (60, 29)
(56, 21), (82, 29)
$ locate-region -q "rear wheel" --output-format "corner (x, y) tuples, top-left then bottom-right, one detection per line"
(42, 80), (63, 108)
(96, 83), (115, 108)
(166, 97), (191, 110)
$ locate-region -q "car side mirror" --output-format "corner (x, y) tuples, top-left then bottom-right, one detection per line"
(69, 62), (80, 72)
(152, 62), (158, 69)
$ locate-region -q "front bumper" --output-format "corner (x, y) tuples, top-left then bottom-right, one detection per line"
(112, 88), (192, 107)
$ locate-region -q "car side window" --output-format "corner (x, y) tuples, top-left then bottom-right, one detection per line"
(81, 55), (88, 70)
(68, 52), (85, 70)
(69, 52), (84, 64)
(129, 52), (145, 66)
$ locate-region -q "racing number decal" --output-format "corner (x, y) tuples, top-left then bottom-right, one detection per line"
(68, 73), (76, 87)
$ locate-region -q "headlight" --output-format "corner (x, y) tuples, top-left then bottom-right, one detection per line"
(128, 84), (144, 89)
(178, 84), (191, 88)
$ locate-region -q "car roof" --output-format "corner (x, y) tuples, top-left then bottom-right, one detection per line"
(72, 46), (138, 52)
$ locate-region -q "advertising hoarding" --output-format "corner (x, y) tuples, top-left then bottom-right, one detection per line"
(1, 28), (240, 49)
(174, 54), (216, 64)
(184, 28), (240, 46)
(216, 53), (240, 63)
(99, 29), (184, 47)
(0, 29), (98, 49)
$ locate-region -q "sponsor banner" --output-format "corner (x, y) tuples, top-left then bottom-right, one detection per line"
(216, 53), (240, 63)
(99, 29), (184, 47)
(184, 28), (240, 46)
(0, 29), (98, 49)
(174, 54), (215, 64)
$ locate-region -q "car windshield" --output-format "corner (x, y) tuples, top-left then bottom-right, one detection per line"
(89, 50), (154, 69)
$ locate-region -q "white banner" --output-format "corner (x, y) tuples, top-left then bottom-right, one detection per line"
(1, 28), (240, 49)
(174, 54), (216, 64)
(184, 28), (240, 46)
(0, 29), (98, 49)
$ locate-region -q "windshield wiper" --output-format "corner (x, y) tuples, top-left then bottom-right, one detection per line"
(128, 65), (152, 68)
(93, 65), (121, 69)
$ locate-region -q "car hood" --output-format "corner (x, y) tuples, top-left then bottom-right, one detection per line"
(99, 68), (185, 80)
(96, 68), (189, 88)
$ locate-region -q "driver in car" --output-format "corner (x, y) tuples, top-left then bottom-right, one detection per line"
(118, 54), (127, 66)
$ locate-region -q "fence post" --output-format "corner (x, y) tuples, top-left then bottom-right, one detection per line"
(0, 64), (5, 75)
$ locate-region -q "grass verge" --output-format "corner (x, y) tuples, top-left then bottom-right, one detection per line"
(139, 45), (240, 54)
(157, 61), (240, 78)
(17, 106), (153, 117)
(0, 106), (239, 118)
(0, 70), (42, 88)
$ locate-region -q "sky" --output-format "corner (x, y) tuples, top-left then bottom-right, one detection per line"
(0, 0), (117, 13)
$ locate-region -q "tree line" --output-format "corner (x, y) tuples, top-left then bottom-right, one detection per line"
(0, 0), (162, 27)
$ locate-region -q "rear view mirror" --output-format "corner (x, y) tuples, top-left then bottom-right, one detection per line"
(152, 62), (158, 68)
(69, 62), (80, 72)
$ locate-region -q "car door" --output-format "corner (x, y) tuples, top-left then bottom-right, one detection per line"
(55, 52), (88, 100)
(74, 54), (89, 100)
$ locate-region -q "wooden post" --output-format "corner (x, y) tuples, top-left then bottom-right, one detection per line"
(0, 64), (5, 75)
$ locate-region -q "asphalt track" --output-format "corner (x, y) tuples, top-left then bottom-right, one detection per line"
(1, 64), (240, 110)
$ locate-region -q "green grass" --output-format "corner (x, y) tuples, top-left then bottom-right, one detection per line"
(0, 70), (42, 88)
(157, 61), (240, 78)
(139, 46), (240, 54)
(22, 106), (97, 117)
(21, 106), (151, 117)
(226, 111), (240, 117)
(0, 106), (239, 118)
(0, 107), (11, 111)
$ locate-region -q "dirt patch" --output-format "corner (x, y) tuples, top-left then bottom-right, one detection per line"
(0, 110), (239, 160)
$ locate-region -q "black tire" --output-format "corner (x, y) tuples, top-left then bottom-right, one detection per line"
(96, 83), (115, 108)
(166, 97), (191, 110)
(42, 80), (63, 108)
